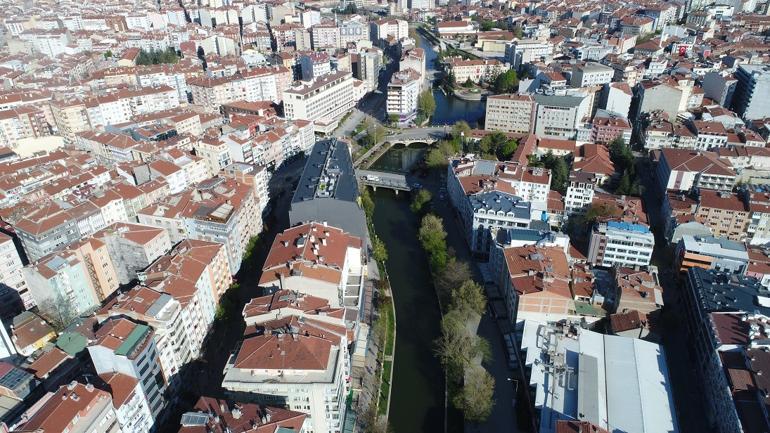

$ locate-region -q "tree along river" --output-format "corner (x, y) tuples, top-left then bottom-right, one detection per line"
(369, 145), (462, 433)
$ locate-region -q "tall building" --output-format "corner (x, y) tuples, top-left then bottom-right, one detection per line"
(570, 62), (614, 88)
(88, 317), (167, 417)
(14, 382), (120, 433)
(733, 64), (770, 121)
(283, 71), (357, 134)
(587, 221), (655, 268)
(222, 316), (349, 433)
(289, 139), (368, 241)
(386, 68), (421, 124)
(0, 233), (30, 309)
(533, 94), (591, 139)
(484, 94), (536, 134)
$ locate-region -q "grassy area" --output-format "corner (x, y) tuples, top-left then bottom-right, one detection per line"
(378, 360), (393, 415)
(384, 299), (395, 357)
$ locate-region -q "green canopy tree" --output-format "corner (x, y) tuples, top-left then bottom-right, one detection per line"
(410, 189), (432, 214)
(493, 69), (519, 94)
(418, 214), (448, 270)
(417, 90), (436, 122)
(454, 365), (495, 423)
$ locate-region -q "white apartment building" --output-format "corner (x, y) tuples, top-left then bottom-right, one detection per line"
(20, 29), (71, 57)
(99, 372), (155, 433)
(188, 67), (289, 112)
(587, 221), (655, 267)
(23, 250), (100, 317)
(371, 19), (408, 42)
(222, 316), (350, 433)
(97, 286), (193, 388)
(387, 68), (421, 124)
(89, 317), (168, 417)
(533, 94), (591, 139)
(446, 58), (508, 84)
(564, 171), (600, 215)
(504, 40), (553, 69)
(259, 222), (364, 310)
(571, 62), (614, 88)
(284, 71), (357, 134)
(485, 94), (536, 134)
(0, 233), (31, 309)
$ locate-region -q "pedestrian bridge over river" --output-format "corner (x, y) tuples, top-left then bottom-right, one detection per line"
(356, 169), (411, 193)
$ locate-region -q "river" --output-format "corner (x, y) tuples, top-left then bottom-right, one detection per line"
(372, 189), (447, 433)
(414, 31), (486, 128)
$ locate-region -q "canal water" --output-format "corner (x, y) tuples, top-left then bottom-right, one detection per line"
(371, 188), (447, 433)
(415, 31), (486, 127)
(369, 143), (425, 172)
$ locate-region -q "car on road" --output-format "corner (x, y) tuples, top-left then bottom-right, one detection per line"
(412, 182), (422, 189)
(363, 174), (380, 182)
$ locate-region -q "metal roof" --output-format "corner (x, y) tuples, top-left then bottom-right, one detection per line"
(292, 139), (358, 204)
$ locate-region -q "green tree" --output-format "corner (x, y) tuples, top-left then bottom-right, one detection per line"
(388, 113), (400, 125)
(103, 50), (113, 59)
(410, 189), (432, 214)
(454, 365), (495, 423)
(418, 214), (448, 270)
(435, 309), (491, 380)
(616, 169), (632, 195)
(609, 136), (634, 173)
(372, 236), (388, 263)
(463, 77), (475, 88)
(360, 187), (375, 219)
(451, 280), (487, 316)
(493, 69), (519, 94)
(435, 257), (472, 303)
(425, 140), (459, 168)
(452, 121), (471, 140)
(417, 90), (436, 122)
(550, 155), (569, 194)
(478, 131), (518, 160)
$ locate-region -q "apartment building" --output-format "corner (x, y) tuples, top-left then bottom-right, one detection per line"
(446, 57), (508, 84)
(260, 222), (363, 310)
(23, 249), (101, 317)
(484, 94), (535, 134)
(283, 71), (357, 134)
(0, 233), (31, 309)
(609, 267), (664, 315)
(490, 244), (575, 322)
(533, 94), (590, 139)
(564, 171), (602, 214)
(50, 99), (91, 144)
(139, 240), (231, 356)
(587, 221), (655, 268)
(370, 19), (408, 42)
(681, 268), (770, 433)
(733, 64), (770, 121)
(354, 48), (382, 92)
(94, 223), (170, 285)
(99, 372), (155, 433)
(299, 52), (331, 81)
(386, 68), (421, 124)
(676, 235), (749, 274)
(97, 286), (192, 386)
(310, 24), (340, 50)
(601, 82), (634, 118)
(656, 148), (736, 192)
(447, 158), (548, 253)
(88, 317), (167, 417)
(339, 19), (369, 46)
(222, 316), (349, 433)
(242, 289), (344, 327)
(138, 177), (260, 273)
(15, 382), (120, 433)
(188, 67), (290, 112)
(504, 39), (553, 69)
(571, 62), (614, 88)
(179, 397), (308, 432)
(0, 106), (50, 149)
(590, 110), (632, 144)
(695, 190), (751, 241)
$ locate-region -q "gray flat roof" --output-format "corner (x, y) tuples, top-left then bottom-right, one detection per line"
(292, 139), (358, 204)
(533, 94), (585, 108)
